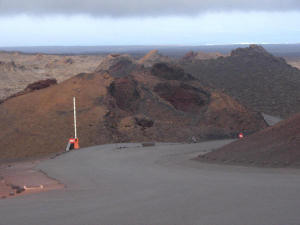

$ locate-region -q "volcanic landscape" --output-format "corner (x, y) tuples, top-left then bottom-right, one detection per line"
(1, 45), (300, 225)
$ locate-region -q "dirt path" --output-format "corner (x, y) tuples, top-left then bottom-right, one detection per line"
(0, 160), (63, 199)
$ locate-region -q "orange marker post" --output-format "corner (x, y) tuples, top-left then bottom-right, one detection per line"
(74, 138), (80, 149)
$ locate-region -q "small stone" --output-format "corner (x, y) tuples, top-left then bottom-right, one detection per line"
(11, 185), (19, 190)
(16, 188), (25, 194)
(142, 142), (155, 147)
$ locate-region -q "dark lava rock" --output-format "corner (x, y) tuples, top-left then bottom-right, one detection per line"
(151, 63), (195, 81)
(142, 142), (155, 147)
(108, 59), (135, 77)
(16, 187), (25, 194)
(182, 45), (300, 118)
(25, 79), (57, 91)
(154, 83), (210, 112)
(95, 54), (136, 78)
(108, 77), (140, 112)
(0, 78), (57, 104)
(135, 116), (154, 128)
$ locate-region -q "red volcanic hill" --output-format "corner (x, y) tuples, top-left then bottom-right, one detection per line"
(198, 113), (300, 167)
(0, 55), (267, 161)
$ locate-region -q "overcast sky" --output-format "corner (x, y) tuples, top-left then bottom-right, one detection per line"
(0, 0), (300, 46)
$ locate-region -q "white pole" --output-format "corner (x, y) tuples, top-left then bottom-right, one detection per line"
(73, 97), (77, 139)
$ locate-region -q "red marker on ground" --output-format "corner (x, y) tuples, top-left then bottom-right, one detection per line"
(238, 132), (244, 139)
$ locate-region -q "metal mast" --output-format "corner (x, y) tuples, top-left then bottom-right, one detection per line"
(73, 97), (77, 139)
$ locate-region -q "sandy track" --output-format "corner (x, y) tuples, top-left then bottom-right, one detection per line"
(0, 160), (63, 199)
(1, 140), (300, 225)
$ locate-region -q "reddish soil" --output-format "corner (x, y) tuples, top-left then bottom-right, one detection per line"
(198, 113), (300, 168)
(0, 160), (63, 199)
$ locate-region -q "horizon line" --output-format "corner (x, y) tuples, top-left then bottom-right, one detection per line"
(1, 43), (300, 48)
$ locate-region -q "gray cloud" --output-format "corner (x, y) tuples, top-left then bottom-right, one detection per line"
(0, 0), (300, 17)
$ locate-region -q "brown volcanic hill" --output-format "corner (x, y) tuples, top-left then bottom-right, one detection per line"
(182, 45), (300, 118)
(198, 113), (300, 168)
(0, 58), (267, 161)
(138, 50), (171, 67)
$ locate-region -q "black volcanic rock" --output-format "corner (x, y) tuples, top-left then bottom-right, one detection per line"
(182, 45), (300, 118)
(154, 83), (210, 112)
(108, 77), (140, 113)
(151, 63), (195, 81)
(231, 44), (269, 57)
(0, 79), (57, 105)
(95, 54), (136, 77)
(135, 116), (154, 129)
(25, 79), (57, 91)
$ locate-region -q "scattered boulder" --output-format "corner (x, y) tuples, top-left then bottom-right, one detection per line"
(142, 142), (155, 147)
(135, 116), (154, 129)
